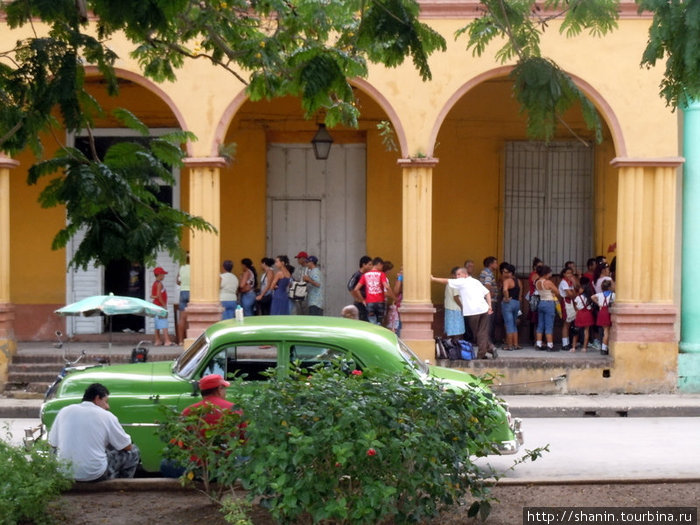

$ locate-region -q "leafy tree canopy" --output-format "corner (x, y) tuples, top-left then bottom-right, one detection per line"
(0, 0), (695, 267)
(0, 0), (446, 267)
(638, 0), (700, 110)
(459, 0), (620, 142)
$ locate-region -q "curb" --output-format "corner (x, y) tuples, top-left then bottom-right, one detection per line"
(63, 476), (700, 494)
(507, 405), (700, 418)
(4, 398), (700, 419)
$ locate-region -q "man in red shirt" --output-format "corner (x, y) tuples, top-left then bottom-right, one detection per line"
(161, 374), (245, 477)
(183, 374), (240, 420)
(353, 257), (395, 326)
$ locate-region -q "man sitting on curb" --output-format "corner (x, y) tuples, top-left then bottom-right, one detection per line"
(48, 382), (140, 482)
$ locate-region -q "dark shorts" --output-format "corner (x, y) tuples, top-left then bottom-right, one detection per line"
(366, 302), (386, 325)
(308, 305), (324, 316)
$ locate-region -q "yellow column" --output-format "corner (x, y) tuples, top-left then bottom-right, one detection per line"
(183, 157), (225, 342)
(0, 154), (18, 384)
(609, 157), (682, 392)
(397, 158), (437, 360)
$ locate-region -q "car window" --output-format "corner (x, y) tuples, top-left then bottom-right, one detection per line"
(289, 344), (358, 371)
(202, 344), (279, 381)
(174, 335), (210, 378)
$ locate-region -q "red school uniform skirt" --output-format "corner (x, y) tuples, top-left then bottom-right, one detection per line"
(575, 307), (594, 328)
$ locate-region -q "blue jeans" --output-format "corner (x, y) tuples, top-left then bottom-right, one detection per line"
(537, 300), (556, 335)
(178, 290), (190, 313)
(221, 300), (237, 320)
(241, 290), (256, 317)
(501, 299), (519, 335)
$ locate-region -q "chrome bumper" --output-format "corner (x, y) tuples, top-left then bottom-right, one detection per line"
(496, 413), (524, 455)
(23, 424), (44, 451)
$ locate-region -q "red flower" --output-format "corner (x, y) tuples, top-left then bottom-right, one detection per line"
(366, 448), (377, 456)
(351, 369), (363, 376)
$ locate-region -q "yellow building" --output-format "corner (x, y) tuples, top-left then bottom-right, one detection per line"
(0, 1), (681, 393)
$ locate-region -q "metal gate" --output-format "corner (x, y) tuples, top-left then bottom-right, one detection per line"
(504, 141), (594, 274)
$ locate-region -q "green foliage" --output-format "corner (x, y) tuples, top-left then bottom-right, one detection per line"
(511, 57), (602, 142)
(0, 0), (445, 265)
(161, 364), (513, 524)
(639, 0), (700, 109)
(458, 0), (619, 142)
(26, 111), (213, 269)
(159, 402), (248, 498)
(377, 120), (399, 153)
(0, 438), (73, 525)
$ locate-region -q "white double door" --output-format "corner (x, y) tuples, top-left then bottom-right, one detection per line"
(65, 129), (180, 336)
(266, 143), (366, 317)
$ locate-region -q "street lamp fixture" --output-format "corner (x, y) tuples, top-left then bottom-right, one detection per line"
(311, 123), (334, 160)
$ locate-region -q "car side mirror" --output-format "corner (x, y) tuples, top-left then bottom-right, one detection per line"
(190, 380), (200, 397)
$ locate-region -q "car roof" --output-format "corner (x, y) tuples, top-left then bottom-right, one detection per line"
(205, 315), (396, 343)
(204, 316), (401, 365)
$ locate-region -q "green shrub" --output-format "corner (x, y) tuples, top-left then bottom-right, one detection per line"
(236, 366), (503, 524)
(0, 439), (72, 525)
(160, 364), (536, 524)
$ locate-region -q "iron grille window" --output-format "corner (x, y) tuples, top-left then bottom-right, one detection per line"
(504, 141), (594, 275)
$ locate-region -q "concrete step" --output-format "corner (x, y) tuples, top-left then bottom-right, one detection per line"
(9, 362), (60, 372)
(7, 371), (59, 383)
(4, 381), (51, 394)
(4, 390), (44, 400)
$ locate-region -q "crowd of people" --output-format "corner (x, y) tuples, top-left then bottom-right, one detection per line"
(433, 255), (616, 358)
(160, 252), (403, 343)
(153, 250), (615, 356)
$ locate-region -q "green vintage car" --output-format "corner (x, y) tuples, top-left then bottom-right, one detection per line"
(40, 316), (523, 472)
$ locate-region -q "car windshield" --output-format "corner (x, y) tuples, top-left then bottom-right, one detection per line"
(397, 339), (429, 376)
(173, 335), (210, 378)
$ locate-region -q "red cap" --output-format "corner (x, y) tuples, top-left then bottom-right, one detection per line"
(154, 267), (168, 276)
(199, 374), (230, 390)
(295, 251), (309, 259)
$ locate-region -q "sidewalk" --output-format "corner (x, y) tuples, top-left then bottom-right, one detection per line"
(3, 341), (700, 418)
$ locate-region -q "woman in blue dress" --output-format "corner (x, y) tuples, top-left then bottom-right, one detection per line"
(270, 255), (293, 315)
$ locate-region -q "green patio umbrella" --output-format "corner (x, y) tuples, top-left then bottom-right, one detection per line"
(56, 293), (167, 349)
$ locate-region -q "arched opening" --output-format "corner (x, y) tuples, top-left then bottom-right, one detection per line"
(216, 87), (404, 316)
(431, 73), (618, 348)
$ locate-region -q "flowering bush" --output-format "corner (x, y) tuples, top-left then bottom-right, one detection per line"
(238, 365), (506, 524)
(161, 364), (534, 524)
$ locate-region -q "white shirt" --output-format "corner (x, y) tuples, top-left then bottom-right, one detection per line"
(559, 278), (573, 302)
(48, 401), (131, 481)
(448, 277), (490, 316)
(594, 276), (612, 294)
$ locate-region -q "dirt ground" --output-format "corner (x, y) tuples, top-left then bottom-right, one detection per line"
(47, 482), (700, 524)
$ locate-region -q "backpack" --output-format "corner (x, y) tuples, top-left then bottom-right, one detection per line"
(444, 338), (462, 360)
(287, 280), (307, 301)
(458, 340), (475, 360)
(528, 292), (540, 312)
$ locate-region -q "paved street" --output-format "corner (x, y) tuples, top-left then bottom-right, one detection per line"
(476, 417), (700, 481)
(1, 418), (40, 447)
(4, 416), (700, 482)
